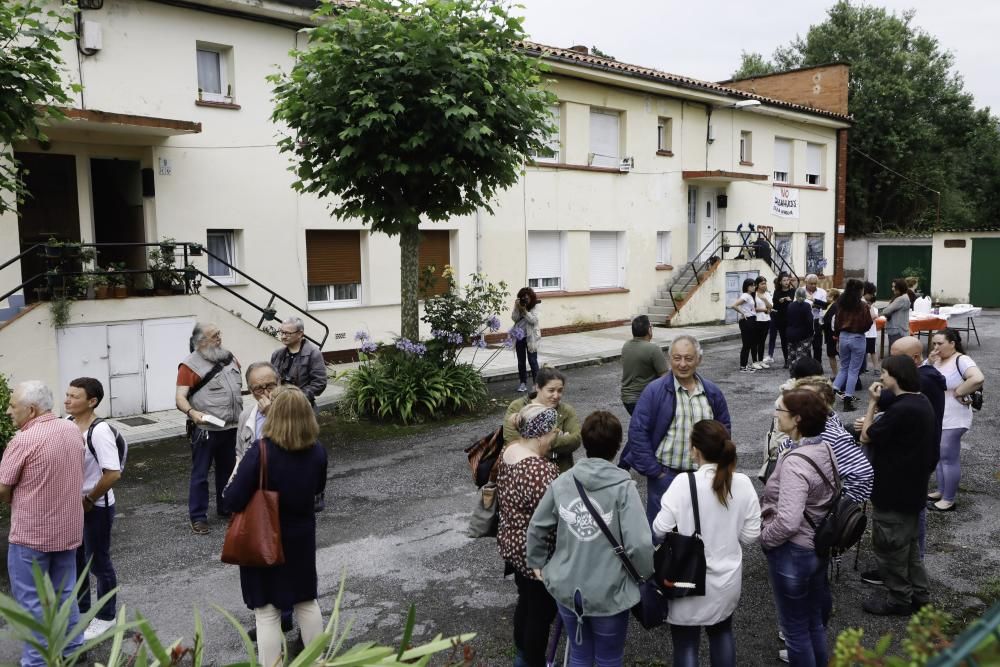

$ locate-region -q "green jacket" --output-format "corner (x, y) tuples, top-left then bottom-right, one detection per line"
(526, 457), (654, 617)
(503, 397), (580, 472)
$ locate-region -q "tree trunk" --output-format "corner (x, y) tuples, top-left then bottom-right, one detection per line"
(399, 224), (420, 341)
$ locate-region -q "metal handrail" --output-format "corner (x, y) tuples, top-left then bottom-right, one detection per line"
(0, 241), (329, 350)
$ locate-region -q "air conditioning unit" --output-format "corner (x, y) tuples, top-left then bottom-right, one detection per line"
(618, 157), (634, 173)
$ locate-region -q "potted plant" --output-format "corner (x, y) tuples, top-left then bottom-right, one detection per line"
(158, 237), (177, 257)
(92, 270), (110, 299)
(148, 249), (181, 295)
(106, 263), (129, 298)
(44, 238), (64, 259)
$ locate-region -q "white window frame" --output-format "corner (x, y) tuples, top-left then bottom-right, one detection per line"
(589, 108), (621, 168)
(657, 117), (672, 153)
(529, 104), (561, 163)
(806, 143), (823, 186)
(656, 231), (672, 265)
(527, 231), (563, 291)
(589, 232), (622, 289)
(196, 43), (234, 103)
(773, 137), (792, 183)
(206, 230), (238, 284)
(740, 131), (753, 163)
(307, 283), (362, 308)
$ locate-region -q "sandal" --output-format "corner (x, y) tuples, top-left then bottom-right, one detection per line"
(927, 491), (943, 501)
(927, 500), (955, 512)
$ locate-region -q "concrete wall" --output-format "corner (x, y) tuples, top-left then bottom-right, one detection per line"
(842, 235), (932, 286)
(669, 259), (776, 327)
(931, 231), (1000, 304)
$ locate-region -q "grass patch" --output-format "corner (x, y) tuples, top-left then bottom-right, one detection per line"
(977, 577), (1000, 606)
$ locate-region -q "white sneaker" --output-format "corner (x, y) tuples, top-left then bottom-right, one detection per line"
(516, 383), (527, 392)
(740, 365), (756, 374)
(758, 361), (771, 369)
(778, 648), (789, 663)
(83, 617), (116, 641)
(752, 361), (767, 370)
(778, 630), (786, 642)
(764, 356), (774, 364)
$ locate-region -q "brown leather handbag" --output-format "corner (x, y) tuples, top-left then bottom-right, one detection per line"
(221, 440), (285, 567)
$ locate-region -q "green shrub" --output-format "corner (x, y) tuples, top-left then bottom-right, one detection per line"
(0, 373), (16, 457)
(344, 345), (487, 424)
(832, 605), (954, 666)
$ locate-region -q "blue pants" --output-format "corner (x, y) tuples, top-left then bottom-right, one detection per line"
(556, 600), (629, 667)
(833, 332), (866, 398)
(670, 616), (735, 667)
(645, 468), (680, 527)
(76, 504), (117, 621)
(765, 542), (830, 667)
(189, 427), (237, 523)
(935, 428), (966, 503)
(8, 544), (82, 667)
(515, 339), (539, 385)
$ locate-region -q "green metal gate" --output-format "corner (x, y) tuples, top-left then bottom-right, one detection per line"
(970, 238), (1000, 307)
(877, 245), (932, 298)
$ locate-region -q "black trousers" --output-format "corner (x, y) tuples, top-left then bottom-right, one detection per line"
(513, 571), (557, 667)
(738, 318), (758, 367)
(812, 319), (824, 362)
(754, 320), (770, 363)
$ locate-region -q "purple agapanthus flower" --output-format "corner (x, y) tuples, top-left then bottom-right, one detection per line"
(431, 329), (465, 345)
(359, 340), (378, 354)
(354, 330), (369, 341)
(503, 333), (516, 349)
(511, 326), (526, 341)
(474, 335), (488, 349)
(486, 315), (502, 332)
(395, 338), (427, 357)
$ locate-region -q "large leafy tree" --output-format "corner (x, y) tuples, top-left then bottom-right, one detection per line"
(732, 1), (1000, 235)
(270, 0), (554, 341)
(0, 1), (78, 214)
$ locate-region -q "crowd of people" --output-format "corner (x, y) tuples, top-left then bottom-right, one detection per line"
(495, 274), (986, 667)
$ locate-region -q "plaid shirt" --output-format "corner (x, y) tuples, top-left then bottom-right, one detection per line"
(655, 377), (712, 471)
(0, 414), (84, 552)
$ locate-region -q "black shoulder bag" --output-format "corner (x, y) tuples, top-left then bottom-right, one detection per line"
(184, 355), (231, 439)
(573, 477), (667, 630)
(958, 354), (984, 411)
(787, 448), (867, 558)
(653, 473), (707, 598)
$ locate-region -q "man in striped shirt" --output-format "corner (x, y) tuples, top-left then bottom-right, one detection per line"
(1, 381), (85, 666)
(621, 335), (731, 524)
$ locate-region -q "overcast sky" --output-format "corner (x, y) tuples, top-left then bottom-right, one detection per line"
(515, 0), (999, 114)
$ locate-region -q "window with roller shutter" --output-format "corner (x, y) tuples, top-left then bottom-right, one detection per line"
(305, 230), (362, 305)
(589, 109), (620, 168)
(589, 232), (622, 288)
(806, 143), (823, 185)
(527, 231), (563, 291)
(773, 137), (792, 183)
(418, 230), (451, 296)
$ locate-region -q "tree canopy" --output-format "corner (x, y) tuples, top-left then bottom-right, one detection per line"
(0, 1), (78, 215)
(270, 0), (554, 340)
(732, 1), (1000, 235)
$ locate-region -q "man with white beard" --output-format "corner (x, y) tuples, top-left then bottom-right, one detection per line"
(175, 323), (243, 534)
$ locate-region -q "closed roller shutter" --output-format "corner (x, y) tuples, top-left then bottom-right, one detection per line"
(590, 110), (620, 168)
(528, 231), (562, 289)
(589, 232), (620, 288)
(418, 230), (451, 296)
(306, 230), (361, 285)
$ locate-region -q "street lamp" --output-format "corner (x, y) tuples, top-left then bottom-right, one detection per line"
(729, 100), (762, 109)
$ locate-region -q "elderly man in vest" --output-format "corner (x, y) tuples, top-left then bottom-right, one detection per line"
(175, 323), (243, 534)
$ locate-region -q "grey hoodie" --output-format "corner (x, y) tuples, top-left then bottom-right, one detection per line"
(526, 457), (654, 618)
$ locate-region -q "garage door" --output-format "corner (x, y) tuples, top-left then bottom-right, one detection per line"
(876, 245), (932, 299)
(970, 238), (1000, 307)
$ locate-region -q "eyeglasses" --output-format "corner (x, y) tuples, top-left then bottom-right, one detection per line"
(774, 407), (790, 413)
(250, 382), (278, 395)
(278, 330), (302, 337)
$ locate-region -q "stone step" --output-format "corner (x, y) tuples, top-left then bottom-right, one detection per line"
(653, 298), (678, 308)
(648, 305), (675, 316)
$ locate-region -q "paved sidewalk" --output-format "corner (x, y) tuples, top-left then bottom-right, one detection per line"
(111, 321), (738, 444)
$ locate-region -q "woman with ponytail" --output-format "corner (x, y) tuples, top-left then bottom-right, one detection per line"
(652, 420), (761, 667)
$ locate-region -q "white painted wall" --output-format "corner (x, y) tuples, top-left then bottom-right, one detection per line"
(931, 231), (1000, 304)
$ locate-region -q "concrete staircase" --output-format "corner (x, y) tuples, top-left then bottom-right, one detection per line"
(0, 294), (26, 325)
(647, 263), (706, 326)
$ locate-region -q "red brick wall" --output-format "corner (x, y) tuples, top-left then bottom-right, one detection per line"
(834, 128), (848, 286)
(723, 64), (849, 116)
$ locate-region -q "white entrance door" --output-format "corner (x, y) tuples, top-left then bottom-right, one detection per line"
(686, 187), (699, 260)
(108, 323), (143, 417)
(57, 325), (112, 419)
(142, 317), (196, 412)
(700, 188), (718, 253)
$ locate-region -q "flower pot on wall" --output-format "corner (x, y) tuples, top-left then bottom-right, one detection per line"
(94, 286), (110, 300)
(112, 286), (128, 298)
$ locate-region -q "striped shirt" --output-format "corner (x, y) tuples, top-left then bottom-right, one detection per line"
(778, 412), (873, 503)
(0, 414), (85, 552)
(656, 377), (712, 471)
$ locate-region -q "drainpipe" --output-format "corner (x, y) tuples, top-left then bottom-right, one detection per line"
(475, 208), (482, 273)
(704, 105), (713, 170)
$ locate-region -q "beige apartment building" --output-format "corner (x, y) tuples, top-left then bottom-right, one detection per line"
(0, 0), (850, 417)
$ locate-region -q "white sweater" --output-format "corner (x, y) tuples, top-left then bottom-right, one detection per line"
(652, 465), (761, 626)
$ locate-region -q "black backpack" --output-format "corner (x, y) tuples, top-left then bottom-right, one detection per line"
(788, 449), (867, 557)
(86, 418), (128, 504)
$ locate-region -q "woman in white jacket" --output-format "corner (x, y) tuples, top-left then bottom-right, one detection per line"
(652, 420), (761, 667)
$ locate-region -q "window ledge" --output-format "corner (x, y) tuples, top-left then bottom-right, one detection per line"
(655, 264), (674, 271)
(528, 162), (626, 174)
(307, 301), (364, 311)
(195, 99), (241, 110)
(539, 287), (629, 299)
(740, 160), (754, 166)
(656, 150), (674, 157)
(204, 277), (245, 288)
(772, 182), (828, 191)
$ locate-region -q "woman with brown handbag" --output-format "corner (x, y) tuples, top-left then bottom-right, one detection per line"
(223, 386), (328, 667)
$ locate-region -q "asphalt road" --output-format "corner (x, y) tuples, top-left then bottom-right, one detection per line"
(2, 313), (998, 665)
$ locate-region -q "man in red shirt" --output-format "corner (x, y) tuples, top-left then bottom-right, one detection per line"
(1, 380), (86, 666)
(175, 323), (243, 534)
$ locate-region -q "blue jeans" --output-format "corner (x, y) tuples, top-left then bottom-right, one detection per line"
(189, 427), (237, 523)
(515, 339), (539, 385)
(8, 544), (82, 666)
(645, 468), (679, 527)
(670, 616), (735, 667)
(76, 504), (117, 621)
(935, 428), (966, 503)
(765, 542), (830, 667)
(833, 332), (866, 398)
(556, 600), (629, 667)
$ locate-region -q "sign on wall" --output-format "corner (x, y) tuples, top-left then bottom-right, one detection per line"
(771, 186), (799, 219)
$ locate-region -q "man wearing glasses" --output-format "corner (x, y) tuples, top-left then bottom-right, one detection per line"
(234, 362), (280, 466)
(270, 317), (328, 407)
